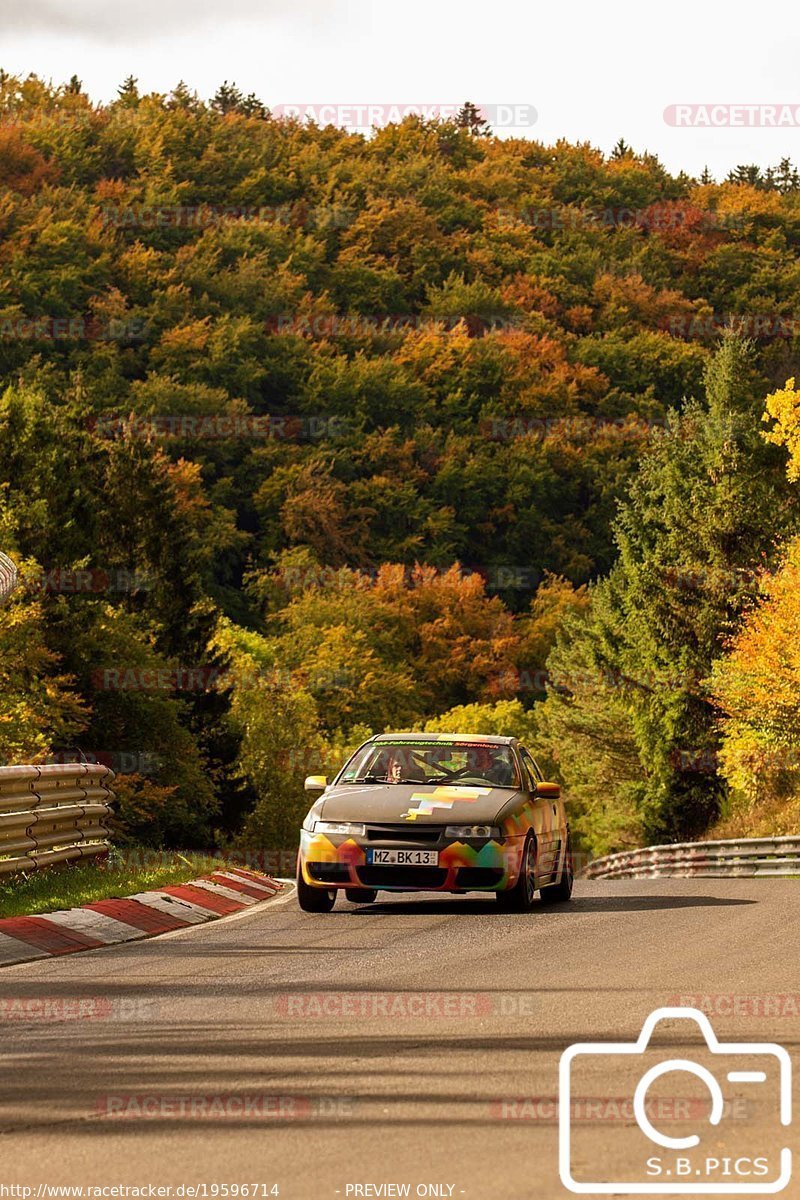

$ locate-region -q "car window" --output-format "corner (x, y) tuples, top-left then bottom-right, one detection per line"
(519, 748), (541, 791)
(338, 739), (520, 788)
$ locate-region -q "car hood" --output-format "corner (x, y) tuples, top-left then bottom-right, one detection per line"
(317, 782), (522, 826)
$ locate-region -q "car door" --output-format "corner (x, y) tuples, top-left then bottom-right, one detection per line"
(518, 745), (561, 882)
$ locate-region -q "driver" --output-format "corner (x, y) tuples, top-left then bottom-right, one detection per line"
(388, 749), (425, 783)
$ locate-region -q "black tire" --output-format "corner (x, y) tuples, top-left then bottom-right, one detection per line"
(296, 866), (336, 912)
(496, 835), (537, 912)
(345, 888), (378, 904)
(539, 834), (574, 904)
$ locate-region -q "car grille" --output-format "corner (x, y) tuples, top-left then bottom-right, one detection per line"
(357, 865), (448, 889)
(365, 824), (442, 845)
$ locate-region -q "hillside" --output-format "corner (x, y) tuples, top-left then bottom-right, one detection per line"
(2, 72), (800, 853)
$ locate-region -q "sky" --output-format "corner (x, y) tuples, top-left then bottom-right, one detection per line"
(1, 0), (799, 178)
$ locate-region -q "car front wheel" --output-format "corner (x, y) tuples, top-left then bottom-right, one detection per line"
(496, 835), (537, 912)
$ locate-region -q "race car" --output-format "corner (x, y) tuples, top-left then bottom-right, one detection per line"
(296, 732), (573, 912)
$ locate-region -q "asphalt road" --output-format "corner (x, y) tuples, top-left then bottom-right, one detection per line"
(1, 879), (798, 1199)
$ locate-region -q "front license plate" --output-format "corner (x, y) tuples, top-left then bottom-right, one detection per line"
(366, 848), (439, 866)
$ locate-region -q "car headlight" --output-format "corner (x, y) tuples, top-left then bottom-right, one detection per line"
(314, 820), (366, 837)
(445, 824), (501, 839)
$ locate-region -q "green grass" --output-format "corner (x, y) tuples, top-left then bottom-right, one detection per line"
(0, 851), (238, 919)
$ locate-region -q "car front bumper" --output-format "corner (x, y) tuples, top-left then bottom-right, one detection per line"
(298, 828), (526, 892)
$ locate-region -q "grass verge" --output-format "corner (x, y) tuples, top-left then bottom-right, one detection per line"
(0, 851), (243, 919)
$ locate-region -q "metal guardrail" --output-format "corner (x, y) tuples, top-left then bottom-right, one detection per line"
(586, 836), (800, 879)
(0, 552), (18, 605)
(0, 763), (116, 876)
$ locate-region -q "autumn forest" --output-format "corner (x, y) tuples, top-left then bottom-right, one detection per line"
(2, 72), (800, 857)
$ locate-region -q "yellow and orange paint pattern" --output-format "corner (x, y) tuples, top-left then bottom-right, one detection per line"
(298, 790), (546, 892)
(400, 785), (491, 821)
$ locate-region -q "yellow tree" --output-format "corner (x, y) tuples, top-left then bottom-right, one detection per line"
(763, 378), (800, 480)
(709, 377), (800, 833)
(0, 563), (87, 764)
(710, 540), (800, 833)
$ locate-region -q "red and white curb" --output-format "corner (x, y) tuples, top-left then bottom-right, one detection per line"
(0, 868), (282, 968)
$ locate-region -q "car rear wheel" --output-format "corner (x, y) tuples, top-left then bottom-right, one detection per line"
(346, 888), (377, 903)
(539, 834), (574, 904)
(296, 866), (336, 912)
(496, 835), (537, 912)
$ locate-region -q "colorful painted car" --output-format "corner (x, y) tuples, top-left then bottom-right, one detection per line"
(296, 732), (573, 912)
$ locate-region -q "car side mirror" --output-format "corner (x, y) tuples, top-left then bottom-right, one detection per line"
(535, 781), (560, 799)
(304, 775), (328, 793)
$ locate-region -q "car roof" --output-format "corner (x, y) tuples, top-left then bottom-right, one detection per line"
(373, 732), (517, 746)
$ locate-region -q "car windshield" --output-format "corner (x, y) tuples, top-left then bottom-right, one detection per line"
(338, 739), (520, 789)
